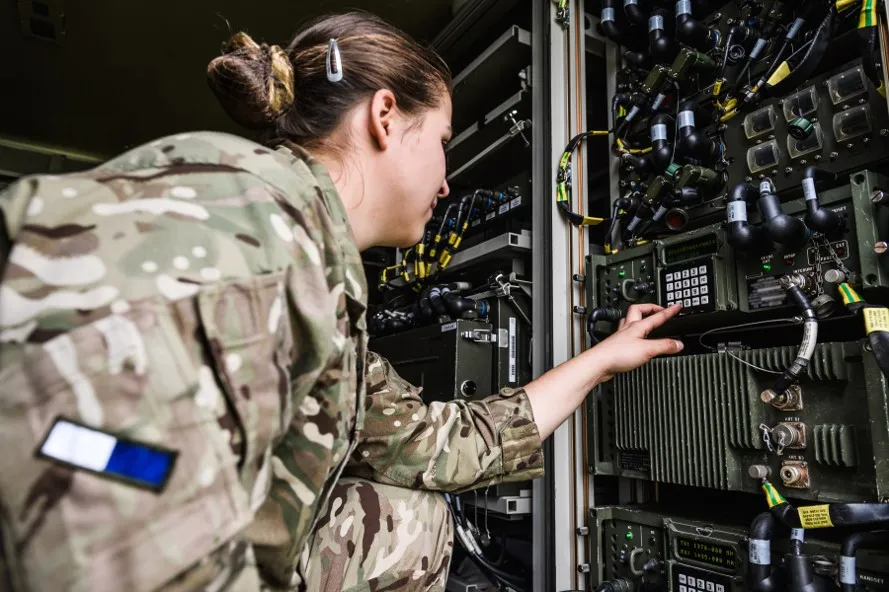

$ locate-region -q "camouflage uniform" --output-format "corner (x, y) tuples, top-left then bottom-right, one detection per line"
(0, 131), (544, 592)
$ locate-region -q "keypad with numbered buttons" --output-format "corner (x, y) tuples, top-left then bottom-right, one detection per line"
(672, 564), (731, 592)
(661, 261), (715, 314)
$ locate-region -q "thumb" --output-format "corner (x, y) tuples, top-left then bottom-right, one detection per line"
(647, 338), (684, 358)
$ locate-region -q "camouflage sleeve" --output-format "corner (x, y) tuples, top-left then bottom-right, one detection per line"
(347, 352), (544, 492)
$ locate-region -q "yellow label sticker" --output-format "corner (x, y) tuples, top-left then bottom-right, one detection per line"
(798, 505), (833, 529)
(864, 308), (889, 333)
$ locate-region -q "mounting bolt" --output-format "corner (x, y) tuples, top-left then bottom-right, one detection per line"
(573, 305), (587, 315)
(784, 167), (793, 174)
(813, 155), (821, 161)
(745, 176), (753, 182)
(872, 189), (888, 204)
(577, 527), (590, 536)
(875, 241), (888, 254)
(726, 17), (735, 24)
(829, 151), (839, 160)
(718, 123), (728, 132)
(800, 159), (808, 165)
(578, 564), (591, 574)
(573, 274), (586, 282)
(847, 143), (854, 149)
(864, 137), (871, 144)
(881, 129), (889, 136)
(771, 169), (778, 176)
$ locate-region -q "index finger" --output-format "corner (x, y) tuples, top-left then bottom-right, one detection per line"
(623, 303), (665, 324)
(631, 303), (682, 336)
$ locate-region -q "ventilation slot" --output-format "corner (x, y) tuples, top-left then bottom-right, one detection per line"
(814, 424), (858, 467)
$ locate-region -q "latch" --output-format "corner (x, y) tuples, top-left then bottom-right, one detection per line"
(461, 329), (495, 344)
(504, 110), (531, 147)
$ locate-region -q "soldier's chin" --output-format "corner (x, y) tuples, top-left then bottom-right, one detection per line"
(396, 226), (425, 248)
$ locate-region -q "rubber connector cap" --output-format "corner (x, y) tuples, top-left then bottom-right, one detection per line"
(788, 117), (815, 140)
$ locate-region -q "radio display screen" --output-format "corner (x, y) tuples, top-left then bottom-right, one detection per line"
(676, 536), (738, 570)
(663, 234), (720, 265)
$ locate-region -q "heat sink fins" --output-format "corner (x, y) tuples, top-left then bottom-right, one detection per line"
(813, 424), (858, 467)
(613, 342), (849, 490)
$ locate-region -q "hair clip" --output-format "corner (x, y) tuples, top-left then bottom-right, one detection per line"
(326, 38), (343, 83)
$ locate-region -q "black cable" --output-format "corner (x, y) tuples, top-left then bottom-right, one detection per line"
(444, 494), (527, 591)
(587, 307), (624, 344)
(763, 481), (889, 530)
(698, 317), (803, 350)
(765, 283), (818, 397)
(840, 531), (889, 592)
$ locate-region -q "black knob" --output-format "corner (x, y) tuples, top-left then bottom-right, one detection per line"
(596, 579), (634, 592)
(642, 558), (663, 574)
(632, 281), (654, 295)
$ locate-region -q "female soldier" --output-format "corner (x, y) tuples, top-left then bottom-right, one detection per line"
(0, 11), (683, 592)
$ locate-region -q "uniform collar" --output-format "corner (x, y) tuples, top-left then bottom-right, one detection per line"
(274, 141), (369, 318)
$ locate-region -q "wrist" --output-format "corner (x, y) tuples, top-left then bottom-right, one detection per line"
(579, 347), (611, 391)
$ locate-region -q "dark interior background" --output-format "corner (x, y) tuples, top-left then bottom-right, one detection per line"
(0, 0), (456, 159)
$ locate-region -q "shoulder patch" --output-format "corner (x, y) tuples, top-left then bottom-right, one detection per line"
(36, 417), (178, 493)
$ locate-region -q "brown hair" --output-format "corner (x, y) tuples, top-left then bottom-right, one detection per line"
(207, 12), (452, 152)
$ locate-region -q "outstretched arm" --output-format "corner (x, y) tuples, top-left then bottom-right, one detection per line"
(348, 303), (683, 492)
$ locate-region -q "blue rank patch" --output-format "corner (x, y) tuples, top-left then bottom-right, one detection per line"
(36, 417), (178, 492)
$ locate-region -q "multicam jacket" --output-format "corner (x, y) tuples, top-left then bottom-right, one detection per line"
(0, 131), (544, 592)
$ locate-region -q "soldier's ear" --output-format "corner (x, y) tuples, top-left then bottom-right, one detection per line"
(368, 89), (397, 151)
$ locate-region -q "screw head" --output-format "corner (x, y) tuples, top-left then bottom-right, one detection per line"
(875, 241), (888, 254)
(800, 159), (808, 165)
(881, 129), (889, 136)
(784, 167), (793, 174)
(830, 151), (839, 159)
(814, 155), (821, 161)
(847, 143), (854, 149)
(745, 176), (753, 182)
(864, 137), (871, 143)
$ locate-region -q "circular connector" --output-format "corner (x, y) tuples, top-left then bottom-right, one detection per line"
(811, 294), (838, 319)
(788, 117), (815, 140)
(665, 208), (689, 231)
(460, 380), (477, 397)
(781, 465), (803, 485)
(773, 424), (802, 448)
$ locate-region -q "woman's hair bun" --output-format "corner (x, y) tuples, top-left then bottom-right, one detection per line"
(207, 32), (296, 130)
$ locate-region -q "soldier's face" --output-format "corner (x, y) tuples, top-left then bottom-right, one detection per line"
(385, 95), (452, 246)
